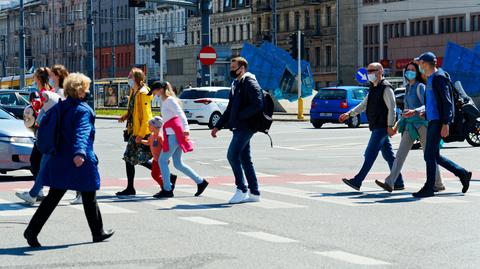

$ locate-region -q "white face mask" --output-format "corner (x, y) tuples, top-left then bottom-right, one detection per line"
(368, 73), (377, 82)
(128, 79), (134, 88)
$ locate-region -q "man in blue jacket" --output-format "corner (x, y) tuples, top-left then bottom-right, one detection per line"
(413, 52), (472, 198)
(211, 57), (264, 204)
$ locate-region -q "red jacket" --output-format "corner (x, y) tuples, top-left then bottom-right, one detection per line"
(162, 116), (193, 153)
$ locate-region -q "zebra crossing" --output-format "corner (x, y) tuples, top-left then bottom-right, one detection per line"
(1, 178), (480, 218)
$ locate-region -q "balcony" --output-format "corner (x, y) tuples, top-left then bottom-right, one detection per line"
(157, 4), (174, 12)
(138, 3), (156, 15)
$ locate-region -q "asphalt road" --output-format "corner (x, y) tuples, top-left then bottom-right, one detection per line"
(0, 119), (479, 269)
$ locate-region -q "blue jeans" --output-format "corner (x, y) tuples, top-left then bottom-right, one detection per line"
(227, 129), (259, 195)
(424, 121), (467, 191)
(29, 154), (47, 197)
(352, 128), (404, 186)
(159, 135), (203, 191)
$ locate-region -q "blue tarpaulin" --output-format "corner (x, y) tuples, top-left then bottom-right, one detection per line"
(240, 42), (314, 101)
(443, 42), (480, 97)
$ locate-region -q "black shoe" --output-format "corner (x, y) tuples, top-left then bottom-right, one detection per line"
(394, 185), (405, 191)
(375, 180), (392, 193)
(170, 174), (178, 191)
(116, 188), (136, 196)
(93, 229), (115, 243)
(412, 188), (435, 198)
(24, 229), (41, 248)
(460, 171), (472, 193)
(342, 178), (360, 191)
(153, 190), (174, 198)
(195, 180), (209, 197)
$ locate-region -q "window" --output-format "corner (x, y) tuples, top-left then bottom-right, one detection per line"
(438, 15), (466, 33)
(363, 24), (380, 65)
(257, 17), (262, 35)
(315, 89), (346, 100)
(363, 0), (380, 4)
(326, 46), (332, 67)
(294, 12), (300, 30)
(284, 13), (289, 32)
(315, 47), (320, 67)
(326, 6), (332, 27)
(352, 88), (367, 100)
(472, 13), (480, 31)
(315, 9), (321, 34)
(305, 10), (310, 30)
(226, 26), (230, 42)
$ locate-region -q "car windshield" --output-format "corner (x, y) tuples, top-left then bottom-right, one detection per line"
(316, 89), (346, 100)
(179, 90), (215, 99)
(18, 93), (30, 105)
(0, 107), (15, 119)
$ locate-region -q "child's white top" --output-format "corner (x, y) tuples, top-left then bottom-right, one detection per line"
(161, 96), (189, 135)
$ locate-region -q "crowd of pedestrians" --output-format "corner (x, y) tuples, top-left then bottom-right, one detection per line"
(14, 53), (473, 248)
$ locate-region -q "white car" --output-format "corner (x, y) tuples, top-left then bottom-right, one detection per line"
(0, 107), (34, 174)
(179, 87), (230, 129)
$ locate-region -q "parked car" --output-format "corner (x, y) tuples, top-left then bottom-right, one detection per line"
(179, 87), (230, 129)
(0, 106), (34, 174)
(0, 89), (31, 119)
(310, 86), (369, 128)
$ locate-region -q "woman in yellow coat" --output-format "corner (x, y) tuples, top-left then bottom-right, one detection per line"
(116, 67), (153, 196)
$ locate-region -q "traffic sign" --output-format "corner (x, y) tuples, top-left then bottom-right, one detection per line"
(199, 46), (217, 66)
(355, 68), (368, 84)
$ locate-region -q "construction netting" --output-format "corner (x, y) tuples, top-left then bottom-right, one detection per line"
(443, 41), (480, 98)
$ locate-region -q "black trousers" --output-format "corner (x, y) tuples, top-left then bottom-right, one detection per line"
(29, 144), (42, 179)
(125, 160), (152, 189)
(26, 188), (103, 237)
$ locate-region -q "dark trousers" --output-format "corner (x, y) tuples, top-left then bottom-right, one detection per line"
(352, 128), (404, 186)
(227, 129), (259, 195)
(424, 121), (468, 191)
(26, 188), (103, 237)
(125, 160), (152, 190)
(29, 144), (42, 179)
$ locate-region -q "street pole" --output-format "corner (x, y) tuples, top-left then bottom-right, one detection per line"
(1, 36), (6, 77)
(87, 0), (95, 109)
(200, 0), (210, 86)
(160, 33), (163, 81)
(336, 0), (340, 85)
(297, 30), (304, 120)
(272, 0), (277, 45)
(111, 0), (116, 78)
(19, 0), (26, 89)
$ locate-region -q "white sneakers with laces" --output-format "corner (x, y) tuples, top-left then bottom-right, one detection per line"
(228, 189), (260, 204)
(15, 191), (36, 205)
(70, 194), (83, 205)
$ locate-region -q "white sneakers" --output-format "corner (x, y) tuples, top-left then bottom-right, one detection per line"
(228, 189), (260, 204)
(70, 194), (83, 205)
(15, 191), (36, 205)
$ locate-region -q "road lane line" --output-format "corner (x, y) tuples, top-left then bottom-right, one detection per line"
(70, 203), (135, 214)
(261, 186), (362, 207)
(0, 198), (37, 217)
(315, 250), (390, 265)
(179, 216), (228, 225)
(238, 232), (297, 243)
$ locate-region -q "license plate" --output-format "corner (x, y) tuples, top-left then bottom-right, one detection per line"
(320, 113), (332, 117)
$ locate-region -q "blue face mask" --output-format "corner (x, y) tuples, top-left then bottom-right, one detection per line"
(419, 65), (425, 74)
(405, 71), (416, 81)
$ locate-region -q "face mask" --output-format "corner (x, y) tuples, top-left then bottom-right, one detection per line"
(367, 73), (377, 82)
(405, 71), (416, 81)
(128, 79), (134, 88)
(419, 65), (425, 74)
(230, 67), (241, 79)
(49, 78), (55, 87)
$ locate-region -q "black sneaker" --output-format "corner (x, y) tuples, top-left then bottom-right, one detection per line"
(375, 180), (392, 193)
(24, 228), (41, 248)
(93, 229), (115, 243)
(116, 188), (136, 196)
(460, 171), (472, 193)
(195, 180), (209, 197)
(153, 190), (174, 198)
(170, 174), (178, 191)
(412, 188), (434, 198)
(342, 178), (360, 191)
(394, 185), (405, 191)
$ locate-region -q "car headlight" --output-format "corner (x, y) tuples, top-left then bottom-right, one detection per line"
(0, 136), (34, 144)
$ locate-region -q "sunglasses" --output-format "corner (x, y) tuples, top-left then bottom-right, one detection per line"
(367, 69), (378, 73)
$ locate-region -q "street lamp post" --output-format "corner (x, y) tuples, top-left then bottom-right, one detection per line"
(19, 0), (26, 89)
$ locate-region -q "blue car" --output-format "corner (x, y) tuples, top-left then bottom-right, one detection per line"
(310, 86), (369, 128)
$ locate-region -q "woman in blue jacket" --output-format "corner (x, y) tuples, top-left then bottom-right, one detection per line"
(23, 73), (114, 247)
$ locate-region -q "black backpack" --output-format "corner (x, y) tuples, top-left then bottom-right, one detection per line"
(253, 90), (274, 147)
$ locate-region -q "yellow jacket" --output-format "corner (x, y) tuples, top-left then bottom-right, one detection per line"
(127, 86), (153, 138)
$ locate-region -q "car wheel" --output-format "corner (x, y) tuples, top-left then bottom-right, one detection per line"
(312, 121), (323, 129)
(208, 112), (222, 129)
(347, 115), (361, 128)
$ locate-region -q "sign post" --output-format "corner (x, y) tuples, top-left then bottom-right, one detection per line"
(199, 46), (217, 86)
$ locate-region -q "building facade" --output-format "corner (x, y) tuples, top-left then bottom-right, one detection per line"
(358, 0), (480, 76)
(252, 0), (339, 88)
(93, 0), (136, 79)
(135, 2), (187, 81)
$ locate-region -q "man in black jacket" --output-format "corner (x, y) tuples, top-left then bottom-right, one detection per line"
(211, 57), (264, 204)
(413, 52), (471, 198)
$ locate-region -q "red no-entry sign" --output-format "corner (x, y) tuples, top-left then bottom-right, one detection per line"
(199, 46), (217, 65)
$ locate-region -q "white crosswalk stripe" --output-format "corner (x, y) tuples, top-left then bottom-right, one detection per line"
(0, 198), (37, 217)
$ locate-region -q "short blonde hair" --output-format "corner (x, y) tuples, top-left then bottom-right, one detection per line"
(64, 73), (91, 99)
(231, 57), (248, 69)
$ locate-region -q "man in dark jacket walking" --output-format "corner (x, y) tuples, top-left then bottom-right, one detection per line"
(413, 52), (472, 198)
(211, 57), (264, 204)
(339, 62), (404, 191)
